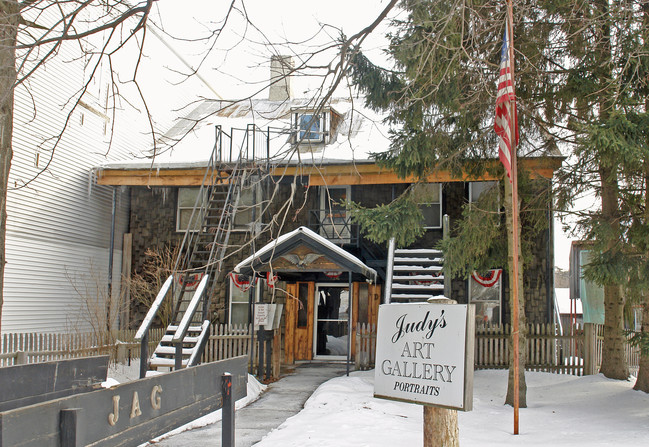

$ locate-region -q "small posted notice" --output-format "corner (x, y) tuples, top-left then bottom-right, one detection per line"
(374, 303), (473, 411)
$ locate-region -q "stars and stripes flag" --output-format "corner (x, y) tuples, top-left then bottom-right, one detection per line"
(494, 26), (518, 182)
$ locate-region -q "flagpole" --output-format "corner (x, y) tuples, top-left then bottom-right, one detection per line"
(506, 0), (521, 436)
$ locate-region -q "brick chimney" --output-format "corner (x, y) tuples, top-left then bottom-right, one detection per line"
(268, 55), (294, 101)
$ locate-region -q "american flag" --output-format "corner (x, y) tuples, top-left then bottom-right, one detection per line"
(494, 26), (518, 182)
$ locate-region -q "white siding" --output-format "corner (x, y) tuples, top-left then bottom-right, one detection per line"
(2, 8), (214, 334)
(2, 25), (138, 333)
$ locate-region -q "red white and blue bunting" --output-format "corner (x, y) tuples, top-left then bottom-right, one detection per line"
(266, 272), (279, 288)
(177, 273), (203, 291)
(229, 272), (256, 292)
(471, 269), (502, 288)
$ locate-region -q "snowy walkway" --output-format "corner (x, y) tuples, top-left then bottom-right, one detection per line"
(153, 362), (348, 447)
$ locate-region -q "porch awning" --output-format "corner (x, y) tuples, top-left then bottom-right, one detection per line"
(233, 226), (377, 283)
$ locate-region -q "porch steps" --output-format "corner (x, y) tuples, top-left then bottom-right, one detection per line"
(386, 245), (446, 303)
(149, 322), (210, 370)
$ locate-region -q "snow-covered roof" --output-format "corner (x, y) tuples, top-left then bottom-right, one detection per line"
(234, 226), (378, 283)
(99, 97), (391, 170)
(97, 95), (563, 173)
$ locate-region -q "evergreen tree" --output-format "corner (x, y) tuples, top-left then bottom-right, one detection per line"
(348, 0), (649, 388)
(347, 0), (544, 406)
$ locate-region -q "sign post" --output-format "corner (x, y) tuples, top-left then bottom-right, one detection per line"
(374, 301), (474, 447)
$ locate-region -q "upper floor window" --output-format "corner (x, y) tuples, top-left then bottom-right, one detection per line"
(177, 183), (262, 233)
(319, 185), (351, 243)
(296, 112), (326, 143)
(232, 182), (262, 231)
(411, 183), (442, 229)
(177, 188), (206, 232)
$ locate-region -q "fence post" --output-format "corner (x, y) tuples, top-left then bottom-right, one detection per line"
(583, 323), (597, 375)
(222, 373), (235, 447)
(16, 350), (27, 365)
(355, 326), (361, 370)
(116, 342), (127, 364)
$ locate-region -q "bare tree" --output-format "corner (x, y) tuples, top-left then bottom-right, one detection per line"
(0, 1), (156, 332)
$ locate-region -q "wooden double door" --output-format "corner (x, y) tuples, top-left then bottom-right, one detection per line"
(284, 281), (381, 364)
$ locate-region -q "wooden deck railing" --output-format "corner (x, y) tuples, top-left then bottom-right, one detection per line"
(0, 329), (165, 366)
(355, 322), (641, 377)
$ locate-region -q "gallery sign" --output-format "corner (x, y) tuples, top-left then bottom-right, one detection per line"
(374, 303), (474, 411)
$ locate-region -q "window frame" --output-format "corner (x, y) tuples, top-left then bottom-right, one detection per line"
(176, 187), (206, 233)
(232, 182), (262, 232)
(228, 277), (261, 326)
(319, 185), (351, 242)
(295, 112), (326, 143)
(469, 181), (499, 204)
(412, 183), (443, 230)
(468, 270), (503, 326)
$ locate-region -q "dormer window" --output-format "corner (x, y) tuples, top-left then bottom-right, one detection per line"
(296, 112), (326, 143)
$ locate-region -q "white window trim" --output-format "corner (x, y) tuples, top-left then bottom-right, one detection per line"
(295, 112), (327, 143)
(228, 277), (261, 326)
(232, 182), (262, 232)
(469, 181), (499, 203)
(468, 271), (503, 325)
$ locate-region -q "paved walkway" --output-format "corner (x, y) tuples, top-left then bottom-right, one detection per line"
(154, 362), (348, 447)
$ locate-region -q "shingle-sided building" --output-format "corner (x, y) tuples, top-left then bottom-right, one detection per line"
(95, 80), (562, 365)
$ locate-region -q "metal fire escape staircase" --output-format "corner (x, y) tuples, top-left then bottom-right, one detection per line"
(384, 216), (451, 303)
(135, 126), (250, 377)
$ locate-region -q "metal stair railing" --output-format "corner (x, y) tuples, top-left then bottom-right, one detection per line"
(170, 128), (245, 326)
(161, 126), (253, 370)
(384, 238), (395, 304)
(171, 274), (209, 369)
(138, 123), (269, 375)
(134, 275), (173, 378)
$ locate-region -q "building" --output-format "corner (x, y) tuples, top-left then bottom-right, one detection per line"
(95, 60), (563, 368)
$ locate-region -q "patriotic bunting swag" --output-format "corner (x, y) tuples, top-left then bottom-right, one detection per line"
(229, 272), (256, 292)
(266, 272), (279, 288)
(471, 269), (502, 288)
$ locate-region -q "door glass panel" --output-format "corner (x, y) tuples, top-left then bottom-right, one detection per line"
(316, 286), (349, 356)
(297, 283), (309, 328)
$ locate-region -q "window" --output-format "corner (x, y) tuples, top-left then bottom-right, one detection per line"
(319, 185), (351, 243)
(296, 112), (325, 143)
(177, 188), (206, 232)
(229, 276), (260, 326)
(469, 270), (502, 326)
(469, 181), (498, 203)
(411, 183), (442, 229)
(232, 183), (262, 231)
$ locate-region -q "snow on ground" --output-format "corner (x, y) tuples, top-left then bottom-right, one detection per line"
(106, 361), (649, 446)
(147, 374), (266, 443)
(104, 360), (267, 444)
(254, 370), (649, 447)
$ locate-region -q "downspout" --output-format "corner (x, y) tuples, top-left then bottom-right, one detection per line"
(547, 195), (554, 324)
(107, 187), (117, 333)
(347, 271), (352, 376)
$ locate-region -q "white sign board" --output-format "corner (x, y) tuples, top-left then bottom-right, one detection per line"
(254, 304), (273, 327)
(374, 303), (474, 411)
